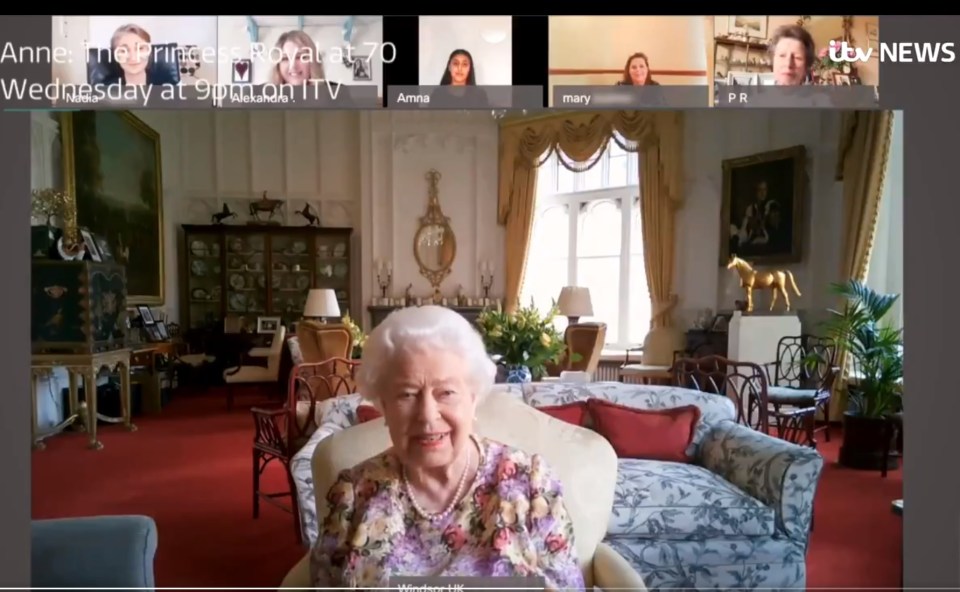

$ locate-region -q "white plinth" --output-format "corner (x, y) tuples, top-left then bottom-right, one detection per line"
(727, 312), (802, 366)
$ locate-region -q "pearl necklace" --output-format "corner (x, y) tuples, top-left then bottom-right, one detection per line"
(403, 436), (481, 522)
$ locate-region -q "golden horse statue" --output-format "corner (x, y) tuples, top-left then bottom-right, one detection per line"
(726, 255), (801, 313)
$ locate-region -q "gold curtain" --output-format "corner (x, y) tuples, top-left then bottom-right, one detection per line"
(497, 111), (685, 321)
(830, 109), (895, 420)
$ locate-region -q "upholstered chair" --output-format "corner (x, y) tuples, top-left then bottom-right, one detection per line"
(279, 389), (647, 590)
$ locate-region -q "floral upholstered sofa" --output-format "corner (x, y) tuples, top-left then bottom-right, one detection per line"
(290, 381), (824, 591)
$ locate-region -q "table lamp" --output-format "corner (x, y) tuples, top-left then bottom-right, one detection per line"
(303, 288), (340, 322)
(557, 286), (593, 324)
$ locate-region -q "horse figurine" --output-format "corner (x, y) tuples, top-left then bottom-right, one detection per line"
(726, 255), (801, 313)
(295, 204), (320, 226)
(211, 203), (236, 225)
(248, 191), (284, 224)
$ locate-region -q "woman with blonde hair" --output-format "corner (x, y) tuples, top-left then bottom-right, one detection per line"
(99, 24), (176, 86)
(309, 306), (583, 588)
(271, 30), (325, 85)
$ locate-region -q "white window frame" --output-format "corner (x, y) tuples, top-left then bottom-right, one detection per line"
(525, 142), (646, 350)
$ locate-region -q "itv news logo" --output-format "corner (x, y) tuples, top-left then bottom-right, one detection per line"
(828, 39), (956, 63)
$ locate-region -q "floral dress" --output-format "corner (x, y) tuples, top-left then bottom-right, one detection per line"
(310, 438), (585, 590)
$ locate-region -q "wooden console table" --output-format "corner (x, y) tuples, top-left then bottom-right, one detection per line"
(30, 349), (137, 451)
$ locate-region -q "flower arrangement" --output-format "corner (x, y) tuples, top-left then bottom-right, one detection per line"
(813, 40), (859, 84)
(341, 313), (366, 359)
(476, 301), (567, 380)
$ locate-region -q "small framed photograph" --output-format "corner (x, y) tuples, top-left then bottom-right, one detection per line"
(232, 59), (252, 84)
(137, 305), (155, 325)
(156, 321), (170, 340)
(352, 58), (372, 81)
(256, 316), (281, 334)
(145, 325), (163, 342)
(80, 229), (101, 262)
(727, 72), (758, 86)
(93, 234), (114, 262)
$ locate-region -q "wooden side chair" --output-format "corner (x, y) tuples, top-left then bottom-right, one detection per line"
(763, 335), (838, 448)
(673, 354), (770, 434)
(251, 357), (360, 542)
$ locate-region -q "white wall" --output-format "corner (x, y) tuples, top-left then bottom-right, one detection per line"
(549, 16), (709, 88)
(51, 16), (219, 85)
(676, 109), (846, 330)
(418, 17), (513, 86)
(216, 16), (383, 92)
(360, 111), (505, 312)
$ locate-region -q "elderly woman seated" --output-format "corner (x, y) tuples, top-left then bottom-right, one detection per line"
(310, 306), (583, 589)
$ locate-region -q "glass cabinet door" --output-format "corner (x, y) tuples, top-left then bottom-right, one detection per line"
(224, 233), (267, 319)
(315, 234), (351, 318)
(185, 232), (223, 329)
(270, 233), (313, 325)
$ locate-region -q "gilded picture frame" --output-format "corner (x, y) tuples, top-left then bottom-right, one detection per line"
(61, 111), (165, 305)
(720, 145), (806, 266)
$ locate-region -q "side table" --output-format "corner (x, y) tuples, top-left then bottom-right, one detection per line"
(30, 349), (137, 450)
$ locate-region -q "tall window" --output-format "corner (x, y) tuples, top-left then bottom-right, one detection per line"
(521, 137), (649, 348)
(866, 111), (903, 328)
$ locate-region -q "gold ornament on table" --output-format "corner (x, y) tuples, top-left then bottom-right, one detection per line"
(726, 255), (802, 313)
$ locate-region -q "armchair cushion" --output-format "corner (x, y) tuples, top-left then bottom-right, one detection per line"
(31, 515), (157, 589)
(767, 386), (820, 405)
(607, 459), (775, 538)
(698, 419), (824, 541)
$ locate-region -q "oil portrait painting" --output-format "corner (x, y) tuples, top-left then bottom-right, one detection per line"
(62, 111), (164, 305)
(720, 145), (806, 265)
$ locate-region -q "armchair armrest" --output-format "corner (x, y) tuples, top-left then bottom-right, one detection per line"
(32, 514), (157, 589)
(698, 420), (823, 544)
(593, 541), (648, 591)
(248, 346), (272, 358)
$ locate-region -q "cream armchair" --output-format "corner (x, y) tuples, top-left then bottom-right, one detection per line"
(279, 389), (647, 590)
(223, 325), (286, 410)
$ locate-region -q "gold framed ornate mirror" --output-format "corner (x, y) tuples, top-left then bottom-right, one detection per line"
(414, 170), (456, 297)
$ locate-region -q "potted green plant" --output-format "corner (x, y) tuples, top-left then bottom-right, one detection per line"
(341, 313), (366, 360)
(820, 280), (903, 470)
(476, 301), (568, 383)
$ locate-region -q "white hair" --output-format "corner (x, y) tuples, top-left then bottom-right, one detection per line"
(356, 305), (497, 405)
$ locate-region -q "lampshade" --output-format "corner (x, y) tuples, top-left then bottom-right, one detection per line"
(303, 289), (340, 318)
(557, 286), (593, 317)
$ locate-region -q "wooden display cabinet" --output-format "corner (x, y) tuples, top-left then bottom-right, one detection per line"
(180, 225), (353, 330)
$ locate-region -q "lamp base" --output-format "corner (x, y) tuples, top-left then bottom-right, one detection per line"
(566, 316), (580, 325)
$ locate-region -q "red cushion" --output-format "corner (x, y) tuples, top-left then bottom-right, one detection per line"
(356, 405), (382, 423)
(587, 399), (700, 462)
(537, 402), (588, 426)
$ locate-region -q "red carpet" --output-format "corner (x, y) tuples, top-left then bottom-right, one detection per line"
(31, 390), (901, 588)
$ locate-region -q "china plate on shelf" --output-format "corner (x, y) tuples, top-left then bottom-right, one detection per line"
(229, 273), (246, 290)
(228, 293), (247, 312)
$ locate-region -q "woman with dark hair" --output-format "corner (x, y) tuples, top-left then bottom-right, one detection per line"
(617, 53), (660, 86)
(768, 24), (816, 86)
(440, 49), (477, 86)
